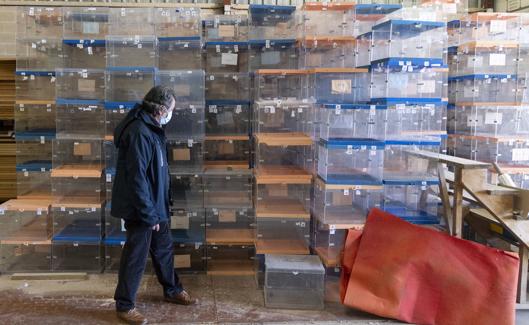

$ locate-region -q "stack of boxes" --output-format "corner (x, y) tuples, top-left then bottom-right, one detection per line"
(251, 5), (313, 274)
(303, 2), (374, 303)
(204, 14), (254, 275)
(368, 7), (447, 225)
(0, 7), (61, 272)
(103, 7), (156, 271)
(1, 4), (465, 292)
(51, 7), (108, 271)
(448, 13), (529, 189)
(156, 7), (206, 273)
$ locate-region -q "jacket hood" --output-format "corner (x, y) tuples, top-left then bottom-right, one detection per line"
(113, 104), (163, 148)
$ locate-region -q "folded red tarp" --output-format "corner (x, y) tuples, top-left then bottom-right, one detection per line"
(340, 208), (519, 325)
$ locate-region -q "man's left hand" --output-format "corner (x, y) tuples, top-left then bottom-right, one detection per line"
(152, 224), (160, 232)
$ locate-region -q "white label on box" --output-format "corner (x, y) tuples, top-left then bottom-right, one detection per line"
(490, 20), (507, 34)
(175, 84), (191, 96)
(221, 52), (238, 66)
(235, 105), (242, 114)
(174, 254), (191, 269)
(106, 173), (112, 183)
(82, 22), (99, 35)
(331, 79), (352, 94)
(261, 51), (281, 65)
(346, 145), (353, 155)
(485, 112), (503, 125)
(87, 47), (93, 55)
(171, 215), (189, 230)
(490, 53), (506, 66)
(78, 79), (96, 92)
(418, 80), (436, 94)
(343, 189), (349, 196)
(512, 148), (529, 161)
(121, 219), (126, 232)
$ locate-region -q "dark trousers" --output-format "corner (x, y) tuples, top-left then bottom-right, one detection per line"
(114, 220), (183, 312)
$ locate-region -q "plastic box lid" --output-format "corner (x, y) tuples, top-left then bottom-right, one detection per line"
(265, 254), (324, 274)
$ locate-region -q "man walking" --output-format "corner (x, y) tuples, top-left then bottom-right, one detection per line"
(111, 86), (195, 325)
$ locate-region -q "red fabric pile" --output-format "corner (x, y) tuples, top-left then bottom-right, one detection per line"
(340, 208), (519, 325)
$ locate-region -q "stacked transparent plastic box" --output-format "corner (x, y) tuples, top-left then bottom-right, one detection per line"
(204, 13), (255, 276)
(2, 7), (62, 272)
(254, 68), (313, 258)
(359, 6), (446, 225)
(156, 8), (206, 273)
(50, 8), (109, 271)
(448, 12), (529, 189)
(264, 254), (325, 310)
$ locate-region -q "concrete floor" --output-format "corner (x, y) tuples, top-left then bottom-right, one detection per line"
(0, 273), (527, 325)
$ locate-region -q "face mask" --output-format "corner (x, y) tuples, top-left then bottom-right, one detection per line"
(160, 109), (173, 125)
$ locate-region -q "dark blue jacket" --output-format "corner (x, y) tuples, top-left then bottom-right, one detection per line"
(111, 105), (170, 226)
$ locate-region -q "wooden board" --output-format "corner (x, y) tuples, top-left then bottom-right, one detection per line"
(51, 164), (103, 178)
(451, 133), (529, 143)
(203, 160), (250, 172)
(206, 229), (255, 245)
(256, 239), (309, 255)
(15, 100), (55, 105)
(318, 222), (364, 230)
(254, 132), (313, 146)
(207, 260), (256, 276)
(0, 198), (52, 212)
(303, 2), (356, 11)
(314, 246), (342, 268)
(51, 196), (102, 209)
(254, 165), (312, 184)
(405, 149), (490, 169)
(205, 135), (249, 141)
(458, 40), (519, 49)
(310, 67), (368, 73)
(256, 198), (310, 219)
(462, 169), (529, 249)
(255, 69), (308, 75)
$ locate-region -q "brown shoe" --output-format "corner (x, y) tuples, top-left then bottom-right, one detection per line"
(164, 290), (196, 305)
(116, 308), (148, 325)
